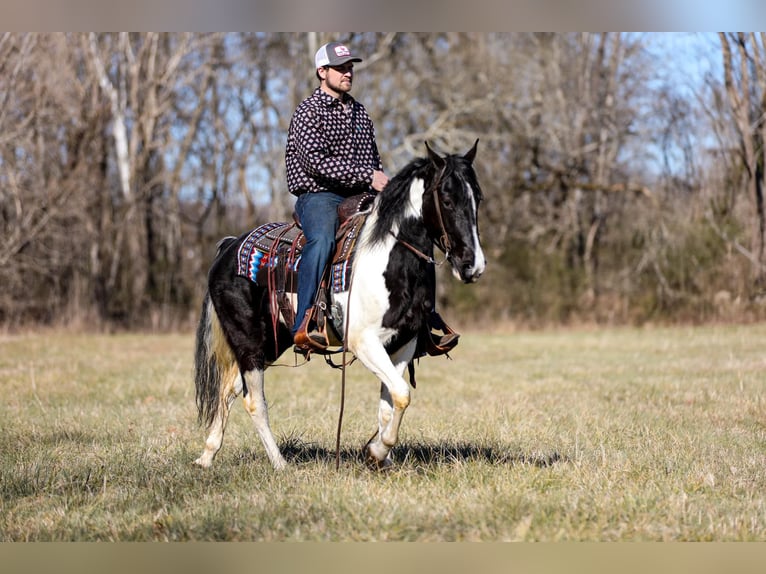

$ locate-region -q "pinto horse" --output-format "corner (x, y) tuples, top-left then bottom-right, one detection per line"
(193, 141), (486, 470)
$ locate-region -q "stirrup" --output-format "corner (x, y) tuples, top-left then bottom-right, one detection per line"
(426, 311), (460, 356)
(426, 331), (460, 356)
(293, 310), (329, 352)
(294, 330), (330, 351)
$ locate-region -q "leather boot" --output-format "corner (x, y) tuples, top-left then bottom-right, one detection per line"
(293, 309), (329, 351)
(426, 311), (460, 356)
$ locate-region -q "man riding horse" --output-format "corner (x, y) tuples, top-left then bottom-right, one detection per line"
(285, 40), (459, 354)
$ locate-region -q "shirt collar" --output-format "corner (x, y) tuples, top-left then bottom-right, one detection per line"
(314, 87), (354, 108)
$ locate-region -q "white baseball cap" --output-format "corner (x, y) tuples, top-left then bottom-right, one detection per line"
(315, 42), (363, 68)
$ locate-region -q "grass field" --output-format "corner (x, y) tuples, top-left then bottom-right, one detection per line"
(1, 324), (766, 541)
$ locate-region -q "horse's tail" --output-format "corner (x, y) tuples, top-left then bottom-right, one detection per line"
(194, 236), (240, 428)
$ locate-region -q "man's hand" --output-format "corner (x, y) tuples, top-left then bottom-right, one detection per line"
(371, 170), (389, 192)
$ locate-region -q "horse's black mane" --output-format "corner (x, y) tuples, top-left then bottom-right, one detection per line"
(368, 157), (428, 244)
(369, 152), (481, 245)
(369, 154), (456, 244)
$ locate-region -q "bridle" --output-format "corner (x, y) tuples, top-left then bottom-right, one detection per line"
(431, 163), (452, 255)
(390, 162), (452, 266)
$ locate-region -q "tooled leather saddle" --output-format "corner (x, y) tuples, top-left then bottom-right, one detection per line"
(235, 192), (376, 337)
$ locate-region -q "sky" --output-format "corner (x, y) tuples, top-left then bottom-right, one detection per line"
(2, 0), (766, 32)
(650, 33), (722, 95)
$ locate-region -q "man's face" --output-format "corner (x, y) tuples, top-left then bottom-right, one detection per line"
(321, 62), (354, 96)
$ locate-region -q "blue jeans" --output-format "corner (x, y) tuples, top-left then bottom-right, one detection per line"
(292, 191), (344, 335)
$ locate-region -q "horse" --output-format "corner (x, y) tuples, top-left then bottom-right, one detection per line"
(193, 140), (486, 470)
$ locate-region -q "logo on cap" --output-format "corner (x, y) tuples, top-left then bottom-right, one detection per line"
(334, 45), (351, 58)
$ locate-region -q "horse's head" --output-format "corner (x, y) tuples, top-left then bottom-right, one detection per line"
(423, 140), (486, 284)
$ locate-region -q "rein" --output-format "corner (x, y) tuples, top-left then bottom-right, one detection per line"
(390, 234), (445, 266)
(335, 291), (351, 471)
(335, 247), (357, 471)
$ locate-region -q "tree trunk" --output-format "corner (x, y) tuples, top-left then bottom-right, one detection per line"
(720, 32), (766, 282)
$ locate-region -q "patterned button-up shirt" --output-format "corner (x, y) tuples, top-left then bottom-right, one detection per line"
(286, 88), (383, 197)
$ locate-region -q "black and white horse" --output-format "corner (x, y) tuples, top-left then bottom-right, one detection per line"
(194, 141), (486, 470)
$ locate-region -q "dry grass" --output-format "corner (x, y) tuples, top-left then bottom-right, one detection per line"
(1, 325), (766, 540)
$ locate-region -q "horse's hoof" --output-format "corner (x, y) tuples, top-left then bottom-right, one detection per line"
(364, 447), (394, 471)
(365, 455), (394, 471)
(193, 457), (212, 468)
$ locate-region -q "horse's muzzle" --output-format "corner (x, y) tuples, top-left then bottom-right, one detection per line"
(453, 256), (486, 283)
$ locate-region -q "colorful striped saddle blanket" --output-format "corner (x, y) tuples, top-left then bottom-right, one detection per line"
(235, 193), (375, 295)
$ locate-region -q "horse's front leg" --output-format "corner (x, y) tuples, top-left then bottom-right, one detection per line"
(352, 334), (417, 468)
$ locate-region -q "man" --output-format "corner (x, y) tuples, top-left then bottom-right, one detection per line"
(286, 41), (388, 351)
(286, 41), (458, 355)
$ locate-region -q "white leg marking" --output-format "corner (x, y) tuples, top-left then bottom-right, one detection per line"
(363, 339), (418, 465)
(194, 370), (242, 468)
(242, 368), (287, 470)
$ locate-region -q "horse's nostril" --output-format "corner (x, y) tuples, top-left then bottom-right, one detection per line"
(463, 260), (485, 283)
(459, 263), (476, 283)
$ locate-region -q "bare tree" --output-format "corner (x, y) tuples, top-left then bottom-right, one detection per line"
(719, 32), (766, 283)
(2, 32), (761, 329)
(0, 33), (103, 324)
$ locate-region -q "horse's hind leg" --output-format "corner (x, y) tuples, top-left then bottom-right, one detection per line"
(212, 284), (290, 470)
(195, 364), (242, 468)
(241, 368), (287, 470)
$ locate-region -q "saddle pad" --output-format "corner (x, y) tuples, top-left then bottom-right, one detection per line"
(235, 215), (367, 293)
(330, 216), (364, 293)
(236, 222), (302, 283)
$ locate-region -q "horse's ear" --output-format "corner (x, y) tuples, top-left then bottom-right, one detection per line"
(463, 139), (479, 164)
(425, 141), (446, 169)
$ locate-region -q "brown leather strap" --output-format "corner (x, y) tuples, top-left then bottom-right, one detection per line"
(430, 164), (451, 255)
